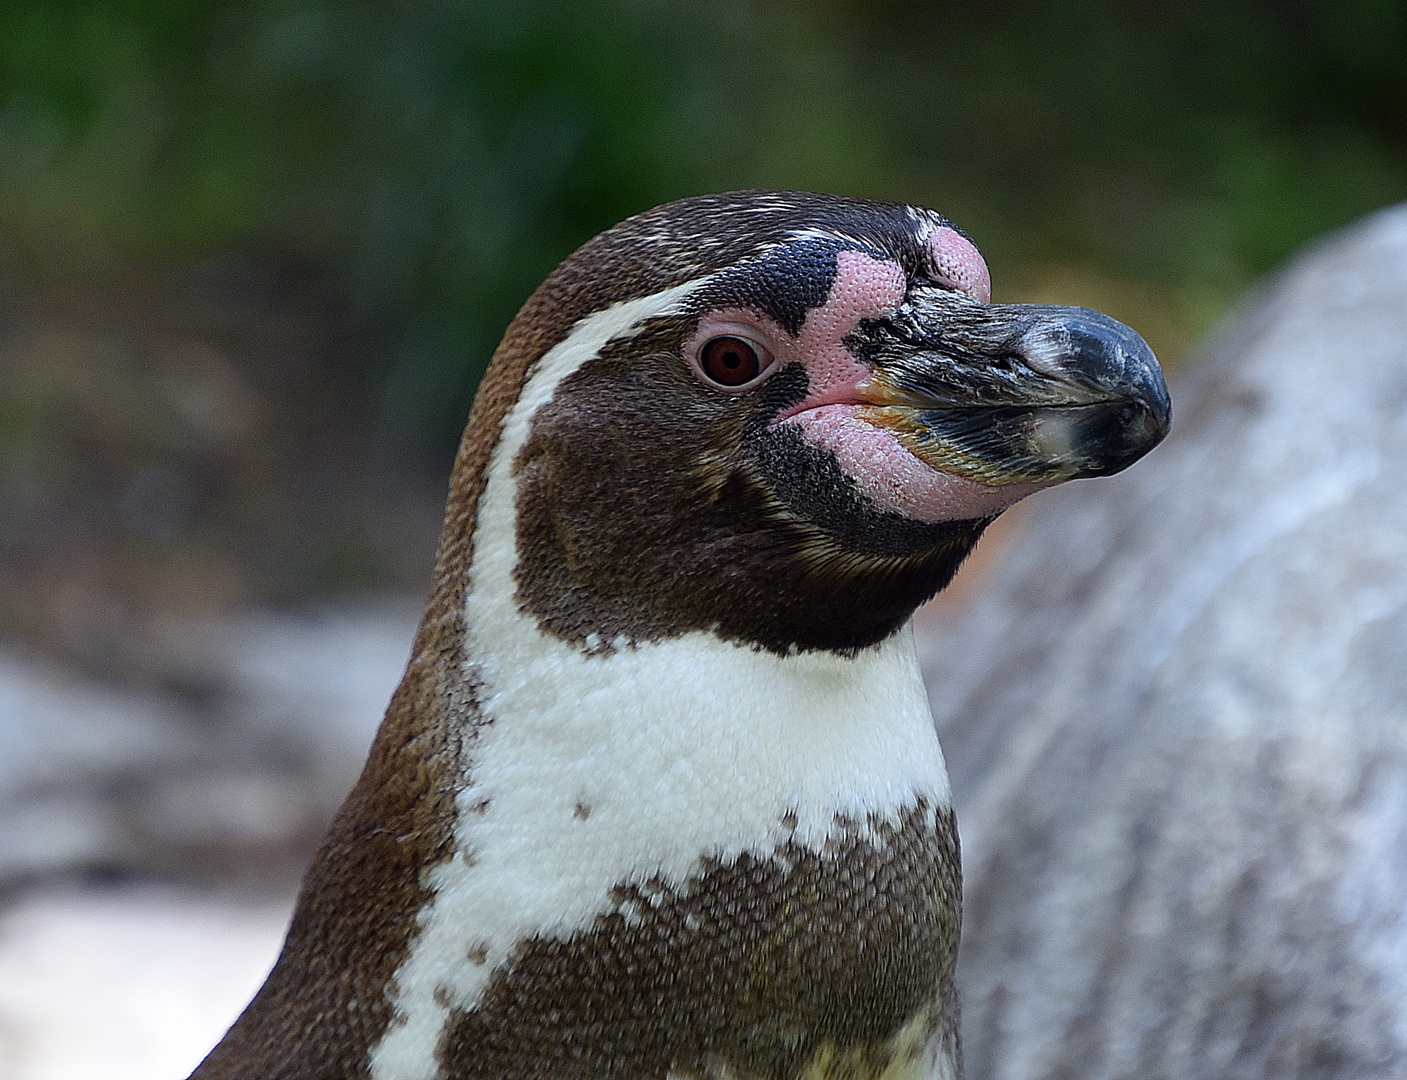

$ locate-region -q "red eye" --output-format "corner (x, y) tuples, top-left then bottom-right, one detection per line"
(699, 336), (763, 387)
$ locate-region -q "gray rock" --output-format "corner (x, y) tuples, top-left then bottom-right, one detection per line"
(0, 600), (417, 885)
(922, 204), (1407, 1079)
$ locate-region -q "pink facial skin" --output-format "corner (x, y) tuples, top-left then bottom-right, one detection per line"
(928, 226), (991, 304)
(684, 241), (1044, 524)
(790, 403), (1048, 521)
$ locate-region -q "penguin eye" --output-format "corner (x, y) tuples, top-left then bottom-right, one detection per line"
(699, 336), (766, 387)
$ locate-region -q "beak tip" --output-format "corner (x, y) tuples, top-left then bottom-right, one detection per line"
(1050, 310), (1172, 464)
(1107, 393), (1172, 475)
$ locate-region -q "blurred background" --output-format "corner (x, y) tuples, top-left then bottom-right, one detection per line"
(1, 1), (1405, 1076)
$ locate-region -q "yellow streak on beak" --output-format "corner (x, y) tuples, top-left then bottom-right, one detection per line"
(853, 404), (1024, 487)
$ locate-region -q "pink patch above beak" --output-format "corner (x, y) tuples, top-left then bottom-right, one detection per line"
(774, 241), (1039, 524)
(928, 227), (991, 304)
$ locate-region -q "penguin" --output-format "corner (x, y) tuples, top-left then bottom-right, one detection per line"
(189, 191), (1170, 1080)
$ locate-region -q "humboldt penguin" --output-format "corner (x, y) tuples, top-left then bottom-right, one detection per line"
(189, 191), (1170, 1080)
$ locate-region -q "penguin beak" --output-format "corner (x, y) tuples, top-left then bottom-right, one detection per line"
(852, 289), (1172, 486)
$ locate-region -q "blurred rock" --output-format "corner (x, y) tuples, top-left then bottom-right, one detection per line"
(0, 599), (417, 886)
(922, 204), (1407, 1078)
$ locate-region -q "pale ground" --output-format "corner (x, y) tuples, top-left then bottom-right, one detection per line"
(0, 886), (293, 1080)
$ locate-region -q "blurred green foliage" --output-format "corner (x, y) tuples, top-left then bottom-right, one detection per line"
(2, 0), (1404, 458)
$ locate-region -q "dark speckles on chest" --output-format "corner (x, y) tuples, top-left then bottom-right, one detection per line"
(437, 802), (960, 1080)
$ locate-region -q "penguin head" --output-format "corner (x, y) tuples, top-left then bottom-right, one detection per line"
(460, 191), (1170, 656)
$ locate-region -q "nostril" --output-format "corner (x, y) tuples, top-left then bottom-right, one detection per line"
(1016, 309), (1161, 396)
(1015, 323), (1076, 378)
(1065, 326), (1126, 379)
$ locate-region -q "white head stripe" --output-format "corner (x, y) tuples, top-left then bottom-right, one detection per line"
(505, 277), (714, 458)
